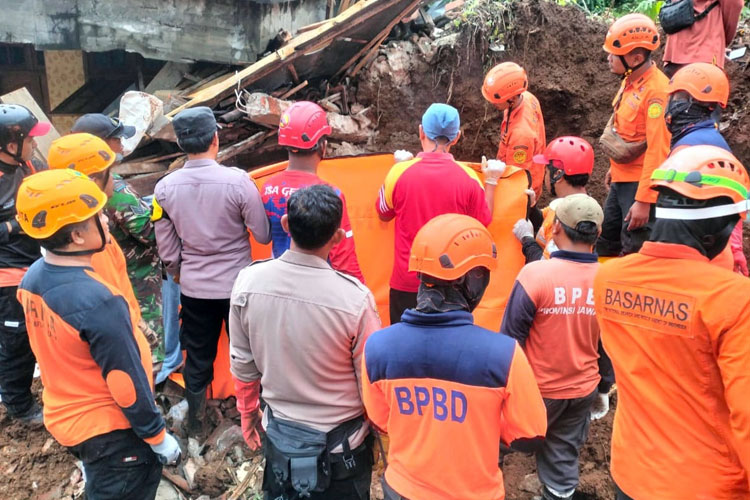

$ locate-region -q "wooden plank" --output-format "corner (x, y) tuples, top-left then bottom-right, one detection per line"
(0, 87), (61, 162)
(217, 130), (277, 163)
(280, 80), (309, 99)
(166, 0), (415, 117)
(346, 0), (419, 78)
(349, 31), (388, 77)
(127, 171), (169, 196)
(298, 19), (328, 35)
(338, 0), (352, 15)
(113, 162), (168, 176)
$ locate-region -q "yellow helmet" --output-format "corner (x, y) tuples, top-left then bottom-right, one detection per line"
(47, 133), (115, 175)
(16, 169), (107, 239)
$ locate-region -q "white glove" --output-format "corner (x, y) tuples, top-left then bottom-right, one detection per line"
(525, 188), (537, 207)
(150, 432), (182, 465)
(393, 150), (414, 162)
(481, 155), (506, 185)
(590, 393), (610, 421)
(512, 219), (534, 241)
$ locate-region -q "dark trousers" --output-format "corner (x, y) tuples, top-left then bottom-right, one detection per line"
(263, 441), (373, 500)
(536, 390), (598, 493)
(382, 478), (408, 500)
(0, 285), (36, 416)
(389, 289), (417, 325)
(596, 182), (653, 257)
(69, 429), (162, 500)
(615, 482), (635, 500)
(662, 62), (683, 78)
(179, 294), (230, 393)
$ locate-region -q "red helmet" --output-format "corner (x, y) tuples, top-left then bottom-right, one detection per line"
(278, 101), (332, 150)
(533, 136), (594, 175)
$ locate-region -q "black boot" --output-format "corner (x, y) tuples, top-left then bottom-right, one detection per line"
(542, 485), (574, 500)
(185, 387), (207, 438)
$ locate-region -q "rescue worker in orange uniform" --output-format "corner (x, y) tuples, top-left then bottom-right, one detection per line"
(597, 14), (671, 257)
(503, 194), (609, 500)
(16, 169), (180, 499)
(594, 145), (750, 500)
(46, 133), (160, 352)
(0, 104), (49, 425)
(512, 137), (595, 262)
(482, 62), (547, 199)
(664, 62), (747, 275)
(361, 214), (547, 500)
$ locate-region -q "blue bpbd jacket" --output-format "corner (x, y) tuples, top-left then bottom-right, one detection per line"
(360, 309), (547, 500)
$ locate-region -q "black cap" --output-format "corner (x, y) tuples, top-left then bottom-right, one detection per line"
(71, 114), (136, 140)
(172, 107), (220, 142)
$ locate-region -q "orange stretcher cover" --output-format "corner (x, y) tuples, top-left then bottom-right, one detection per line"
(180, 153), (529, 399)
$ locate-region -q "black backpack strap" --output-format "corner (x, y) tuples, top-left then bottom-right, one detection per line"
(694, 0), (720, 21)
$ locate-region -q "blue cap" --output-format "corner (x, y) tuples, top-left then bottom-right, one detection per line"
(173, 106), (219, 142)
(421, 103), (460, 141)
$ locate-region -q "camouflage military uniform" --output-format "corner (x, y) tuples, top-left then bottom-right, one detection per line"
(105, 174), (164, 360)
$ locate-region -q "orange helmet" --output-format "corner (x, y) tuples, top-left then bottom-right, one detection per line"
(651, 145), (750, 219)
(409, 214), (497, 281)
(603, 14), (660, 55)
(668, 63), (729, 108)
(482, 62), (528, 104)
(16, 169), (107, 239)
(48, 133), (116, 176)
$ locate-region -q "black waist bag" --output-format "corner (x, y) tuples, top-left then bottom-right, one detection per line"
(264, 407), (365, 498)
(659, 0), (720, 35)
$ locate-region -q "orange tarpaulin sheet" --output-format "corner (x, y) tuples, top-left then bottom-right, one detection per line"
(249, 153), (529, 330)
(185, 153), (529, 399)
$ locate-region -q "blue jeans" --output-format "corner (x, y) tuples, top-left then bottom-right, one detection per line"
(155, 274), (181, 384)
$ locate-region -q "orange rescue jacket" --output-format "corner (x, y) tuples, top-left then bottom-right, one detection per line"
(594, 242), (750, 499)
(497, 91), (546, 199)
(608, 64), (671, 203)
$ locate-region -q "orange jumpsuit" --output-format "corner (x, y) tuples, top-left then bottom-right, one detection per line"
(497, 91), (546, 199)
(594, 241), (750, 499)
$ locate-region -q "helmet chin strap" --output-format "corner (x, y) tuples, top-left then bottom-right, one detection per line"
(48, 216), (108, 257)
(1, 137), (25, 165)
(619, 54), (648, 77)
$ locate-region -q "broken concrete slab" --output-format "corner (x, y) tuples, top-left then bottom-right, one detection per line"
(241, 93), (373, 143)
(183, 459), (199, 490)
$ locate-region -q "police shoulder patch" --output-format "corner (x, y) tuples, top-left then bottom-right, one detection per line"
(647, 102), (663, 119)
(512, 149), (527, 164)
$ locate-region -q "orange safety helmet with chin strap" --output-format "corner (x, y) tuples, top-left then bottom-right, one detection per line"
(482, 62), (528, 105)
(603, 14), (660, 56)
(47, 133), (116, 175)
(667, 63), (729, 108)
(650, 145), (750, 220)
(15, 169), (107, 240)
(409, 213), (498, 281)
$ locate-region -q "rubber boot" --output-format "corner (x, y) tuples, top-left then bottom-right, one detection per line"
(185, 387), (207, 438)
(12, 400), (43, 428)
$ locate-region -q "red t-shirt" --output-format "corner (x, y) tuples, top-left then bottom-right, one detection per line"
(262, 170), (364, 283)
(375, 152), (491, 292)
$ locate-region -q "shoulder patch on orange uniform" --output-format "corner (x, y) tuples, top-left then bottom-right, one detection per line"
(513, 149), (528, 164)
(647, 102), (663, 119)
